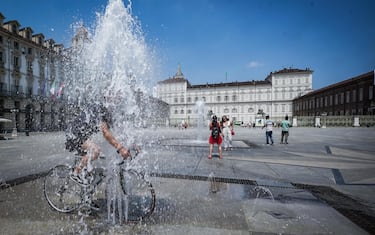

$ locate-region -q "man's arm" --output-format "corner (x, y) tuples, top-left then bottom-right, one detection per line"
(100, 121), (130, 159)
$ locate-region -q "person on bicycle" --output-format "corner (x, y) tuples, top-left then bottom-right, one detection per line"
(65, 101), (131, 183)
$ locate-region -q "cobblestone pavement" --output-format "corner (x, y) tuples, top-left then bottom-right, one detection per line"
(1, 127), (375, 234)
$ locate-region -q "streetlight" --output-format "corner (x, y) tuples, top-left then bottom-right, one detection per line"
(321, 112), (327, 128)
(10, 108), (19, 137)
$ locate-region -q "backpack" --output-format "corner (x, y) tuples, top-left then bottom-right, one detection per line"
(211, 122), (220, 139)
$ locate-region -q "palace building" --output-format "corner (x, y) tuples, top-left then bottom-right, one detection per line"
(156, 65), (313, 126)
(293, 71), (375, 117)
(0, 14), (168, 135)
(0, 12), (66, 134)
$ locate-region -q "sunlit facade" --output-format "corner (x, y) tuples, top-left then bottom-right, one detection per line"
(0, 12), (66, 133)
(156, 65), (313, 126)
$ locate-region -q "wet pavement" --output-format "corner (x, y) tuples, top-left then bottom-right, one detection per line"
(1, 127), (375, 234)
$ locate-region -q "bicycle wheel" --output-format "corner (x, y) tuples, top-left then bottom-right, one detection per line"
(44, 165), (81, 213)
(120, 169), (156, 222)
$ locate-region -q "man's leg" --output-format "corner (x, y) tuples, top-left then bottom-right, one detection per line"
(285, 131), (289, 144)
(75, 140), (100, 174)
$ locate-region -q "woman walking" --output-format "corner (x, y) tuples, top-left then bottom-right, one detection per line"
(222, 115), (233, 151)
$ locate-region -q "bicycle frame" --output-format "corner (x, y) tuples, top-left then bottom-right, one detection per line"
(44, 149), (156, 223)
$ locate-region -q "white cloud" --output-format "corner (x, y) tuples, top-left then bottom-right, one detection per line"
(246, 61), (263, 68)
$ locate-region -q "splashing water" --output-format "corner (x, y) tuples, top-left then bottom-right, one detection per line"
(64, 0), (155, 224)
(194, 100), (207, 141)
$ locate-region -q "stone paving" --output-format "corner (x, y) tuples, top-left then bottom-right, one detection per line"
(0, 127), (375, 234)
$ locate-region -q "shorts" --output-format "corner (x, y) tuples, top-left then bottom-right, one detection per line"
(65, 132), (91, 156)
(209, 135), (222, 145)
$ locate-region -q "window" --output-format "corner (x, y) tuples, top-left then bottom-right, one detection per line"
(187, 109), (191, 114)
(0, 36), (3, 44)
(232, 95), (237, 101)
(180, 97), (184, 103)
(180, 109), (184, 114)
(369, 86), (373, 100)
(346, 91), (350, 103)
(224, 108), (229, 113)
(27, 61), (32, 70)
(13, 41), (19, 50)
(195, 97), (198, 102)
(224, 96), (228, 101)
(340, 93), (344, 104)
(232, 108), (237, 113)
(0, 51), (3, 62)
(26, 31), (32, 40)
(216, 96), (221, 102)
(202, 96), (206, 102)
(248, 108), (254, 113)
(28, 48), (33, 55)
(174, 97), (178, 103)
(174, 110), (178, 114)
(359, 88), (363, 101)
(13, 56), (19, 67)
(187, 97), (191, 103)
(12, 24), (17, 33)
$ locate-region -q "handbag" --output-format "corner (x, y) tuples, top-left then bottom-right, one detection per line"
(231, 129), (235, 135)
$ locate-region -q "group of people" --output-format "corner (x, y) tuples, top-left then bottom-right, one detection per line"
(208, 115), (234, 159)
(208, 114), (291, 159)
(262, 115), (290, 145)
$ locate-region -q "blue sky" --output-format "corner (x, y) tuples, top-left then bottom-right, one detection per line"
(1, 0), (374, 89)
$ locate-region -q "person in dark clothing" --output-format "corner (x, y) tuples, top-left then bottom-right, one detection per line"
(208, 115), (223, 159)
(65, 103), (131, 183)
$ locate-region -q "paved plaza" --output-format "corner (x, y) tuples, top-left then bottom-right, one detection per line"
(0, 127), (375, 234)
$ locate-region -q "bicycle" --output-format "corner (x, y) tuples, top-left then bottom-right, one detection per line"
(43, 146), (156, 223)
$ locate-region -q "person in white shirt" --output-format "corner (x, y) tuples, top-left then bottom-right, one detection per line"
(262, 115), (274, 145)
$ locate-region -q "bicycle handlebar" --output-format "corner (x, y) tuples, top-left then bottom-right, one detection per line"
(97, 144), (140, 163)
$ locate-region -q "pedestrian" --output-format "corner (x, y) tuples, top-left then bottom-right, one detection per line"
(208, 115), (223, 159)
(222, 115), (233, 151)
(262, 115), (274, 145)
(280, 116), (290, 144)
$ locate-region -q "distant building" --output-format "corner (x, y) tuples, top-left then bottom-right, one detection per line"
(156, 65), (313, 126)
(293, 71), (375, 116)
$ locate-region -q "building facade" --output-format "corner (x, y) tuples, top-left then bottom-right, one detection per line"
(156, 65), (313, 126)
(0, 14), (169, 134)
(292, 70), (375, 127)
(0, 12), (66, 133)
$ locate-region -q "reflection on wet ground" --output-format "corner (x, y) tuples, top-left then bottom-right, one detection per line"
(0, 174), (372, 234)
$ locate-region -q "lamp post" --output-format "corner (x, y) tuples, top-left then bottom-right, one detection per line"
(321, 112), (327, 128)
(10, 108), (19, 137)
(7, 38), (11, 94)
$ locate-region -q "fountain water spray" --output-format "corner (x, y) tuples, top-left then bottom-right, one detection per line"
(194, 100), (207, 141)
(64, 0), (155, 224)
